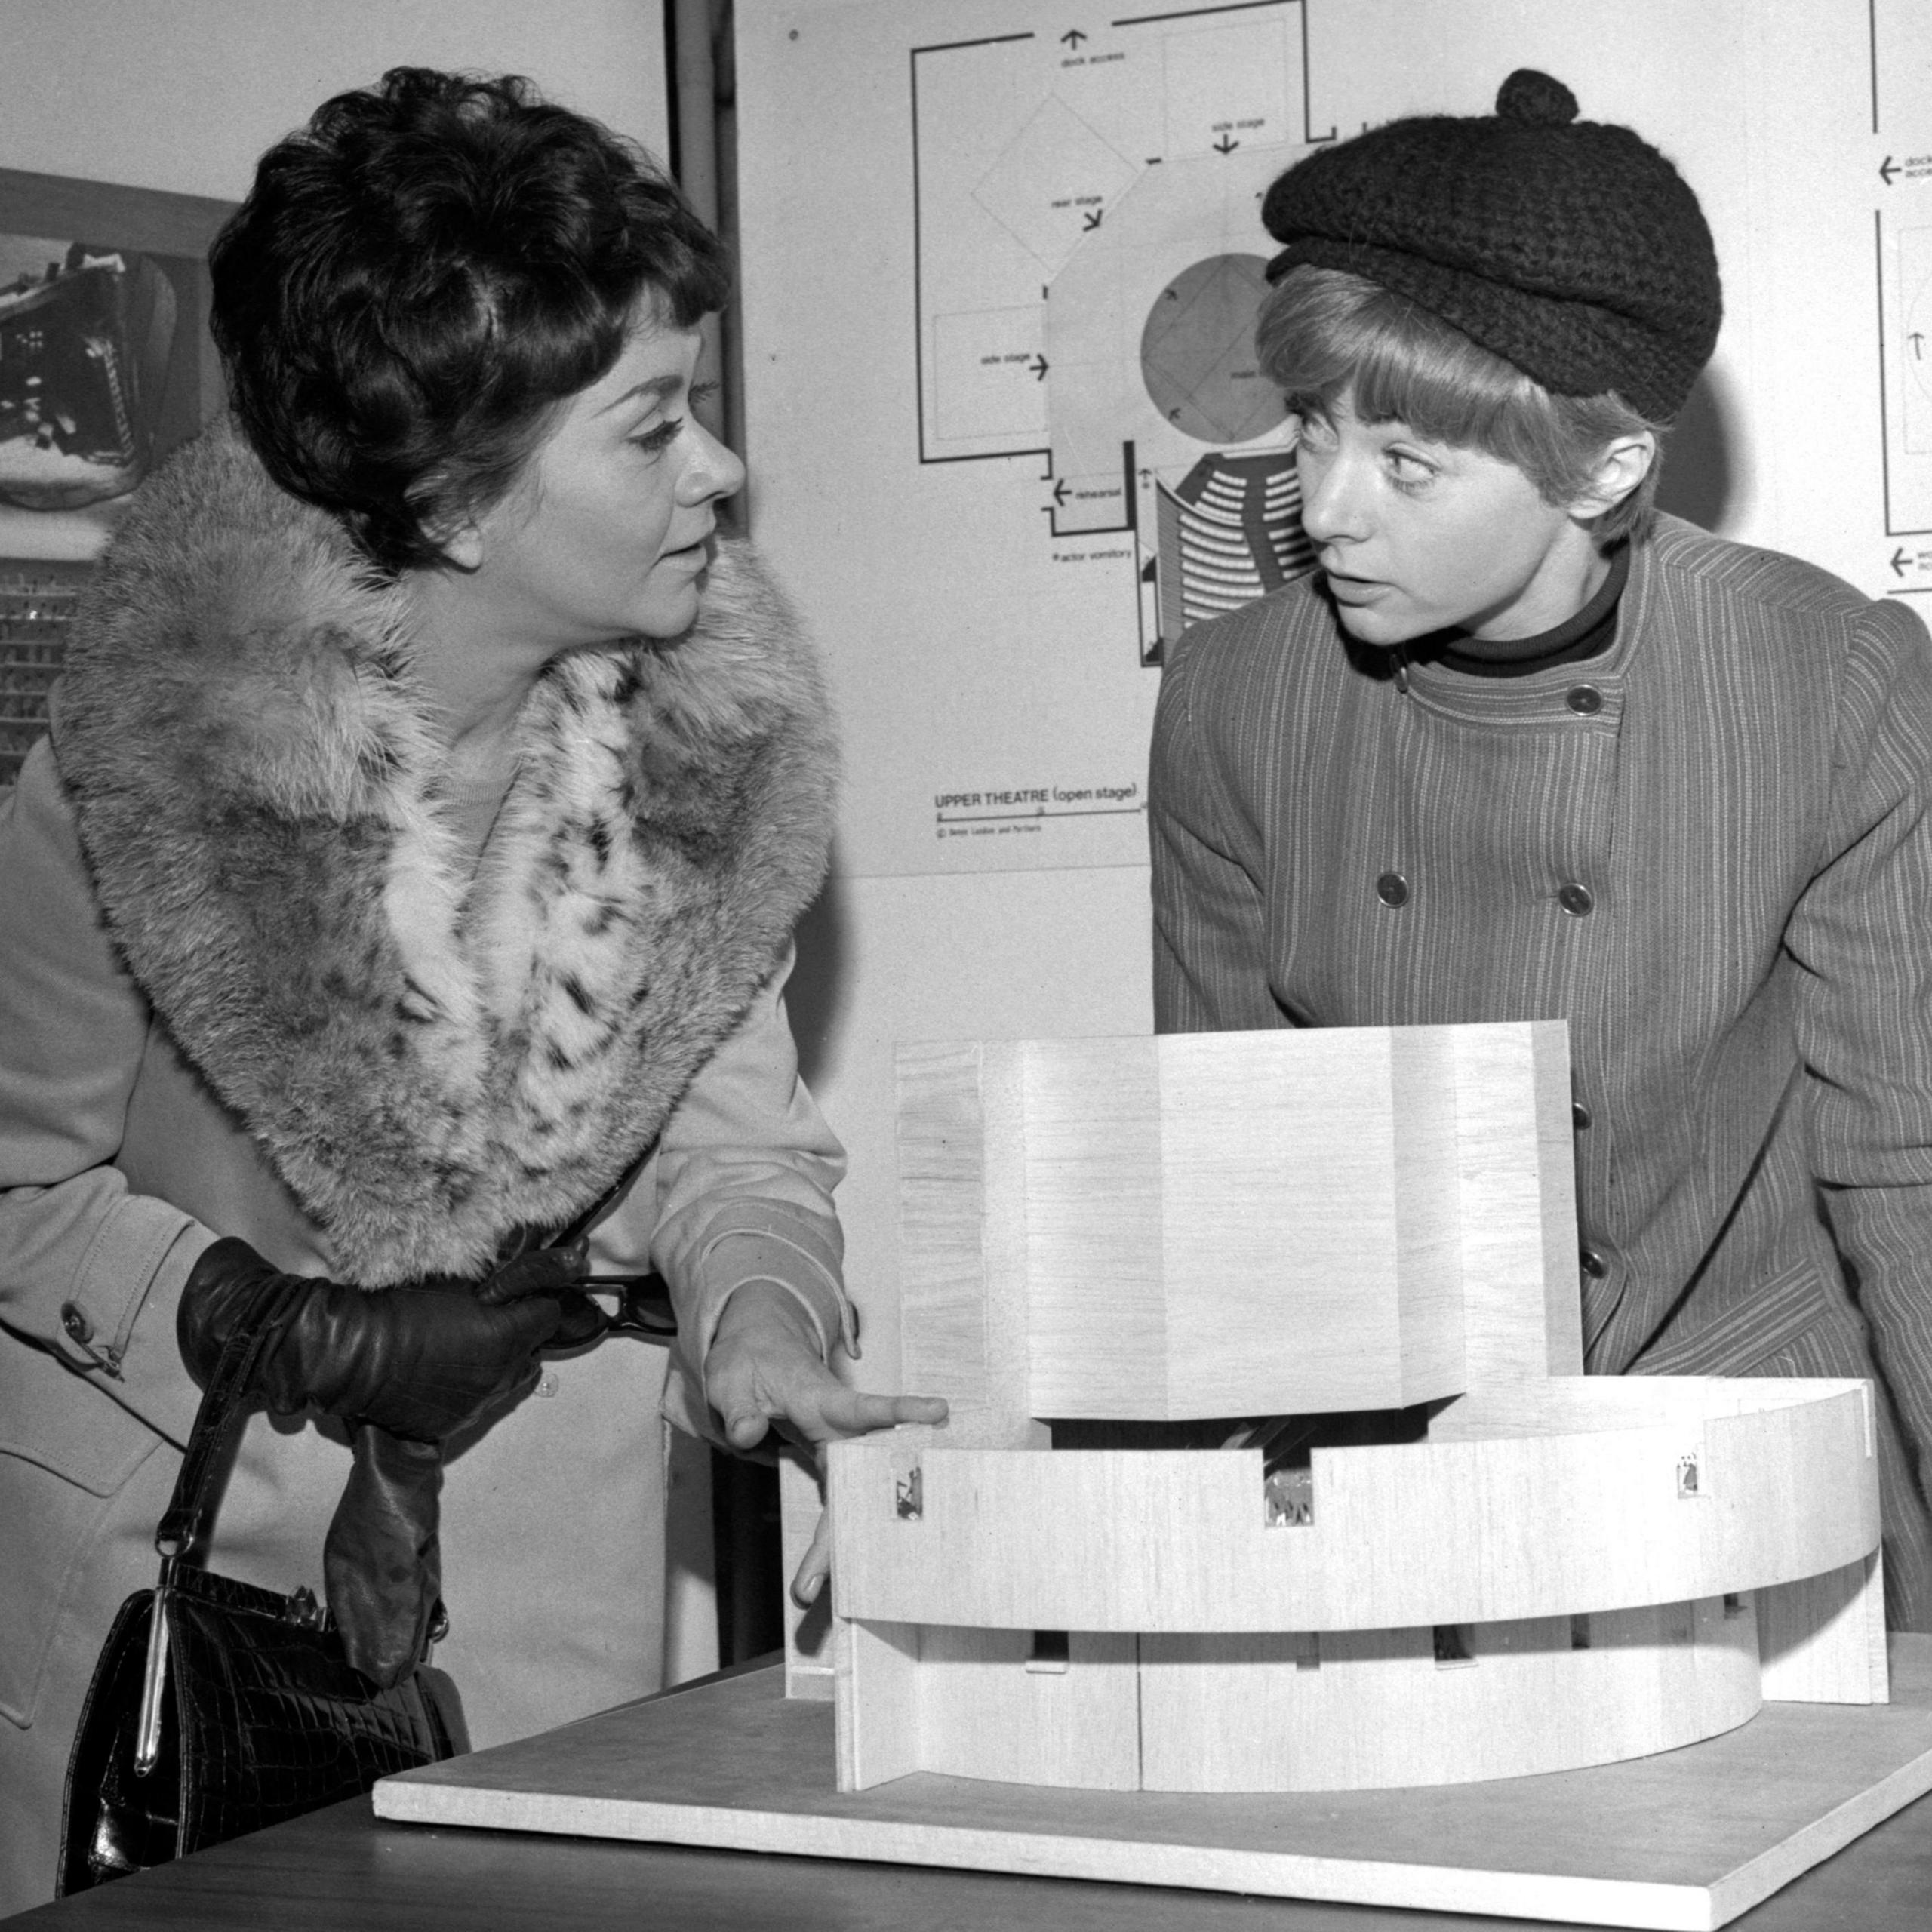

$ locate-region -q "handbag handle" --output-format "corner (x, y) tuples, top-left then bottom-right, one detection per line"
(154, 1269), (310, 1561)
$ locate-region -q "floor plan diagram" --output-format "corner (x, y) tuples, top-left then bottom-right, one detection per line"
(912, 2), (1325, 662)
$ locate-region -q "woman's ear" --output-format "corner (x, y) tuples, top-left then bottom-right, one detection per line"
(1573, 431), (1657, 521)
(410, 479), (486, 572)
(438, 519), (485, 572)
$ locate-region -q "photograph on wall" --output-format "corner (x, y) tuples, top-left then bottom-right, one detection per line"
(0, 225), (205, 560)
(0, 170), (229, 792)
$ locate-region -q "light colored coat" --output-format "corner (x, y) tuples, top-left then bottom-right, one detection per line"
(1150, 515), (1932, 1629)
(0, 421), (851, 1915)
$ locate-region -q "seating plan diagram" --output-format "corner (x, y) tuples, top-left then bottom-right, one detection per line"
(912, 1), (1324, 663)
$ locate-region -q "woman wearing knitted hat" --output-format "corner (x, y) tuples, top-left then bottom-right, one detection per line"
(1149, 71), (1932, 1627)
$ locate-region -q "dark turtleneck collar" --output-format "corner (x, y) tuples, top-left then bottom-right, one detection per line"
(1414, 541), (1631, 680)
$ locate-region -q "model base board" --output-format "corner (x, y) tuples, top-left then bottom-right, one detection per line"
(377, 1645), (1932, 1931)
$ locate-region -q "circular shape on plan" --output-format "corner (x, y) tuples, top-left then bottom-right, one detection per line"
(1140, 253), (1289, 447)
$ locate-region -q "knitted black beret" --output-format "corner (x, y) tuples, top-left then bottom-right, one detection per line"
(1261, 69), (1721, 421)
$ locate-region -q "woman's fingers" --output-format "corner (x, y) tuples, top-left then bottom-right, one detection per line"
(782, 1404), (949, 1604)
(814, 1388), (949, 1437)
(762, 1373), (947, 1443)
(707, 1308), (947, 1447)
(719, 1378), (946, 1447)
(723, 1407), (770, 1450)
(792, 1503), (833, 1606)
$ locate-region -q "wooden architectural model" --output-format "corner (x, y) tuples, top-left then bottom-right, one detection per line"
(825, 1021), (1886, 1794)
(377, 1019), (1931, 1930)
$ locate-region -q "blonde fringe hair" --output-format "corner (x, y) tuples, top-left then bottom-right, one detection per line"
(1256, 266), (1667, 546)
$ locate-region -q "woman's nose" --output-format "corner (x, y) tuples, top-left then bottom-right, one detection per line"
(1296, 453), (1365, 546)
(681, 420), (747, 505)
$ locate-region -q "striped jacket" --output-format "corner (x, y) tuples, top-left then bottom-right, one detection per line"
(1149, 514), (1932, 1628)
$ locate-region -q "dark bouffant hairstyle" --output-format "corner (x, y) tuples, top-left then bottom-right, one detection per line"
(210, 68), (730, 571)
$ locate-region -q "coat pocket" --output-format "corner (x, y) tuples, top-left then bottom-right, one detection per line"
(1629, 1259), (1839, 1378)
(0, 1344), (163, 1729)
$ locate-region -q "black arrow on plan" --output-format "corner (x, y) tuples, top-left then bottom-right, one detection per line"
(1894, 547), (1911, 577)
(1169, 406), (1183, 422)
(1053, 479), (1070, 504)
(1214, 134), (1239, 155)
(1061, 28), (1086, 46)
(1082, 209), (1103, 231)
(1881, 155), (1900, 186)
(1030, 355), (1049, 379)
(1911, 331), (1926, 359)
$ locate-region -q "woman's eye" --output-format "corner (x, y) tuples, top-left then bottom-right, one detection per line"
(1293, 414), (1335, 452)
(1386, 450), (1435, 489)
(631, 417), (684, 455)
(629, 384), (718, 456)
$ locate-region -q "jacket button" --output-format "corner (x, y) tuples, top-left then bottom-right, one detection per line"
(1558, 882), (1595, 917)
(1580, 1247), (1609, 1278)
(1565, 685), (1604, 715)
(1573, 1100), (1592, 1131)
(1375, 871), (1409, 908)
(60, 1302), (94, 1343)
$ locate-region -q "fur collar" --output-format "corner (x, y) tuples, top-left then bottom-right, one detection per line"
(56, 418), (836, 1285)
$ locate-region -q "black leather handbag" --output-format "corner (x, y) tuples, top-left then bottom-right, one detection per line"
(57, 1273), (456, 1895)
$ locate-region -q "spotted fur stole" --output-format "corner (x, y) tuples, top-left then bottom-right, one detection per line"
(54, 418), (837, 1284)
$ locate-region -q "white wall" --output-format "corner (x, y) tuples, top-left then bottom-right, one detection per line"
(0, 0), (670, 198)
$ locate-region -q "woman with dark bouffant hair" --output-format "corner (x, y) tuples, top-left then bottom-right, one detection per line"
(0, 68), (940, 1910)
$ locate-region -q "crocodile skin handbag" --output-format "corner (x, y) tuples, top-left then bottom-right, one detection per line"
(56, 1274), (455, 1895)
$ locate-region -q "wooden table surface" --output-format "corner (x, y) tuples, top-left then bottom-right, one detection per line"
(12, 1770), (1931, 1931)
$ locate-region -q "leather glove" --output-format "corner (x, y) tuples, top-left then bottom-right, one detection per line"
(177, 1236), (600, 1440)
(325, 1426), (446, 1688)
(177, 1236), (600, 1685)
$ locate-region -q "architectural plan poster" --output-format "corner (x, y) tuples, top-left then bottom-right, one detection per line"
(738, 0), (1932, 879)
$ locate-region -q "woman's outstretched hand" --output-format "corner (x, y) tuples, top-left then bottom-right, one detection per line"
(704, 1281), (947, 1606)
